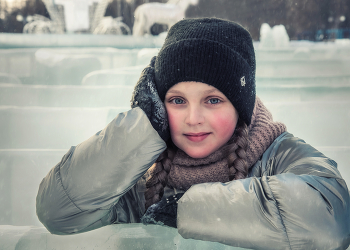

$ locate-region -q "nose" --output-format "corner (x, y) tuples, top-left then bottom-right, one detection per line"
(185, 105), (205, 126)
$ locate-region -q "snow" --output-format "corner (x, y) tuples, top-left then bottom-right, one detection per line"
(0, 35), (350, 249)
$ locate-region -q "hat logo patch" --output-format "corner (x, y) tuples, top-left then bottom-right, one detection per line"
(240, 76), (246, 86)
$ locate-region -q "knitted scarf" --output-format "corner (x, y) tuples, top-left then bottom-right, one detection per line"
(167, 96), (287, 191)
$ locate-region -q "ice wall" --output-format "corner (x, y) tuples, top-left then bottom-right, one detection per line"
(0, 35), (350, 249)
(0, 33), (165, 49)
(0, 224), (245, 250)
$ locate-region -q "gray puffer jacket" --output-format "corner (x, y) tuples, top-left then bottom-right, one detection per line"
(36, 107), (350, 250)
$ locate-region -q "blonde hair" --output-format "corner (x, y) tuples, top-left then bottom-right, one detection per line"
(144, 119), (249, 210)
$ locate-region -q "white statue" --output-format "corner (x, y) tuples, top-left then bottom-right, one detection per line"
(90, 0), (110, 33)
(133, 0), (199, 37)
(272, 25), (290, 48)
(93, 16), (131, 35)
(90, 0), (131, 35)
(53, 0), (105, 33)
(259, 23), (290, 49)
(24, 0), (113, 34)
(23, 15), (57, 34)
(41, 0), (65, 33)
(22, 0), (65, 34)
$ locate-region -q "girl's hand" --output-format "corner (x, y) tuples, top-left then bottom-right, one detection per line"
(141, 192), (184, 228)
(131, 56), (170, 142)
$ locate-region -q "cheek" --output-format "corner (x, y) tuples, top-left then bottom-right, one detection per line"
(167, 109), (181, 135)
(211, 112), (237, 136)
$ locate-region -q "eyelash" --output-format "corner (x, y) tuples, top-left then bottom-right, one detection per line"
(169, 98), (222, 105)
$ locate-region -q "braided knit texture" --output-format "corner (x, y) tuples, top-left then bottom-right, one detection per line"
(246, 96), (287, 167)
(167, 147), (230, 191)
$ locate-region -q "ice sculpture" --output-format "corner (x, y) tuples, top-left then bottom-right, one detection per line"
(23, 15), (57, 34)
(90, 0), (110, 33)
(259, 23), (290, 48)
(1, 37), (350, 250)
(36, 0), (65, 33)
(22, 0), (65, 34)
(53, 0), (103, 33)
(23, 0), (116, 34)
(133, 0), (199, 36)
(93, 16), (131, 35)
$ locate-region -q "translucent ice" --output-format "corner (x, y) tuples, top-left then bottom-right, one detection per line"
(0, 35), (350, 250)
(0, 224), (245, 250)
(259, 23), (290, 49)
(0, 73), (22, 84)
(81, 66), (144, 86)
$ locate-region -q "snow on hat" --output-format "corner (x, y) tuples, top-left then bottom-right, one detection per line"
(154, 17), (256, 125)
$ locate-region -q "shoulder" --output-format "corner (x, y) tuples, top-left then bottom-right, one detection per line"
(249, 132), (341, 179)
(273, 132), (334, 165)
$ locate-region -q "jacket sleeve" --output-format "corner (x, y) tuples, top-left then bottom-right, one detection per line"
(177, 133), (350, 250)
(36, 107), (166, 235)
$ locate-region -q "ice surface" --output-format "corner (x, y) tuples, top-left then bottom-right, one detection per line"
(34, 48), (142, 85)
(35, 51), (102, 85)
(0, 151), (65, 226)
(0, 224), (245, 250)
(136, 48), (159, 66)
(0, 106), (128, 149)
(0, 48), (142, 85)
(0, 73), (22, 84)
(0, 33), (164, 49)
(0, 35), (350, 249)
(256, 58), (350, 78)
(0, 49), (36, 83)
(0, 84), (134, 107)
(81, 66), (144, 86)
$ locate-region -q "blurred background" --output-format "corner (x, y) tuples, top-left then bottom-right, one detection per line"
(0, 0), (350, 249)
(0, 0), (349, 40)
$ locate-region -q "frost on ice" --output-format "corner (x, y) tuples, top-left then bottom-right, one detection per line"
(1, 3), (350, 248)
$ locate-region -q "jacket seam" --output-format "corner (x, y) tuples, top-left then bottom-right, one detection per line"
(57, 163), (84, 213)
(265, 176), (293, 250)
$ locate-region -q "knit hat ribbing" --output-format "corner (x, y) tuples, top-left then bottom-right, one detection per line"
(154, 17), (256, 125)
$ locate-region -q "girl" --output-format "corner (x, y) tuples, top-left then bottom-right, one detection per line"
(36, 18), (350, 249)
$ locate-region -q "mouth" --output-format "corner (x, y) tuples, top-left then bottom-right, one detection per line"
(184, 132), (211, 142)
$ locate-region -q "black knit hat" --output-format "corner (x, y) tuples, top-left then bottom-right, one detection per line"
(154, 17), (256, 126)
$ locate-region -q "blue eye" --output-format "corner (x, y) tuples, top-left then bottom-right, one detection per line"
(208, 98), (221, 104)
(173, 98), (184, 104)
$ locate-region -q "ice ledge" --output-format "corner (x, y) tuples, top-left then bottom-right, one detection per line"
(0, 224), (244, 250)
(0, 34), (164, 49)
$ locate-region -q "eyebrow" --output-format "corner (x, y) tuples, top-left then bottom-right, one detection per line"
(166, 88), (218, 95)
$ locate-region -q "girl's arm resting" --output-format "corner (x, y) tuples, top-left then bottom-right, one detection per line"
(177, 137), (350, 250)
(36, 107), (166, 235)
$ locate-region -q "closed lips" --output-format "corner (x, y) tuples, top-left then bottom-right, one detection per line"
(185, 133), (210, 136)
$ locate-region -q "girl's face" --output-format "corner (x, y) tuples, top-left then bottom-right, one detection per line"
(165, 81), (239, 159)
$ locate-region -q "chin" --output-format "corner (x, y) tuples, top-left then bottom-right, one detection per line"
(182, 147), (213, 159)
